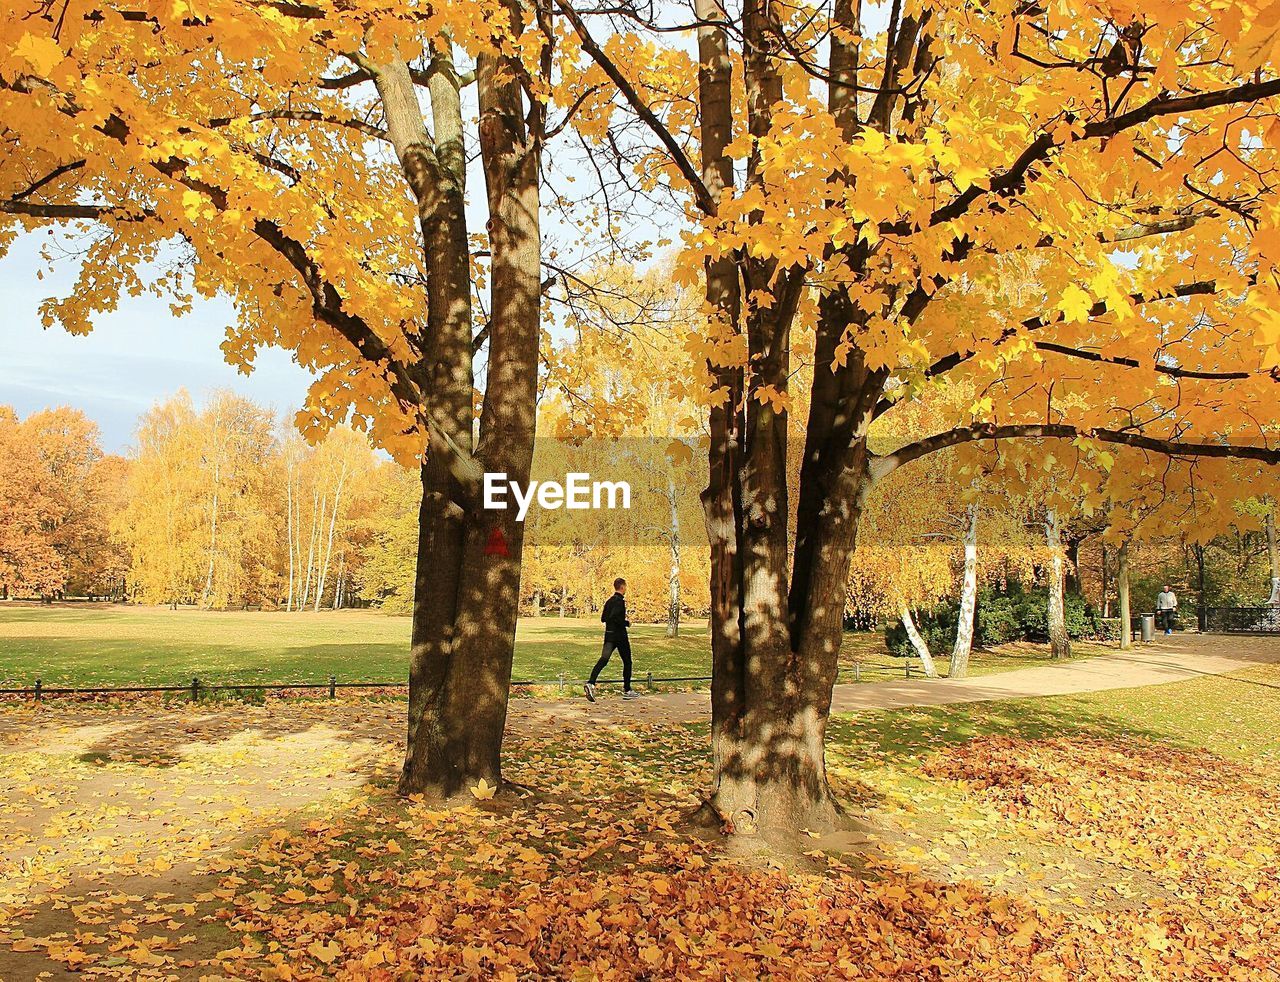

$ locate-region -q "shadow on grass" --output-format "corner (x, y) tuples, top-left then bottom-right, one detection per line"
(827, 696), (1190, 771)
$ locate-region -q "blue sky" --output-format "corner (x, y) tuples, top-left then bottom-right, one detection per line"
(0, 233), (316, 453)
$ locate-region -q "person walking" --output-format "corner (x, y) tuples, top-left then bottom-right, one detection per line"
(585, 577), (638, 701)
(1156, 584), (1178, 635)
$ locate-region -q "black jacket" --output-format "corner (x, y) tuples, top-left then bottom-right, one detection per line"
(601, 592), (629, 637)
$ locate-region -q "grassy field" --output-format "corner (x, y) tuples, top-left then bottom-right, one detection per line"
(0, 602), (1102, 689)
(829, 658), (1280, 768)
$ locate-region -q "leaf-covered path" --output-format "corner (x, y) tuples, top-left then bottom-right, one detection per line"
(530, 634), (1280, 727)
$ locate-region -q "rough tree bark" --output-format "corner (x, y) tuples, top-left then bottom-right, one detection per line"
(1046, 509), (1071, 659)
(365, 24), (545, 799)
(950, 505), (979, 679)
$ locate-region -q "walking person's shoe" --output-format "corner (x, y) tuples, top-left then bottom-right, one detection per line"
(584, 682), (596, 702)
(623, 690), (640, 700)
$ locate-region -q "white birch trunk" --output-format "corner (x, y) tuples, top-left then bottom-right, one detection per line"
(332, 551), (345, 610)
(301, 488), (320, 608)
(285, 457), (296, 611)
(315, 464), (347, 612)
(666, 470), (681, 637)
(949, 505), (979, 679)
(202, 460), (220, 608)
(901, 605), (939, 678)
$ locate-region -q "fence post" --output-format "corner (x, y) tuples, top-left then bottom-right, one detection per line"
(854, 663), (861, 684)
(646, 670), (653, 692)
(557, 672), (565, 696)
(191, 676), (200, 702)
(34, 677), (42, 702)
(905, 661), (912, 679)
(329, 674), (336, 699)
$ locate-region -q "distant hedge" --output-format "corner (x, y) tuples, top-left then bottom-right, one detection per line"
(885, 583), (1105, 657)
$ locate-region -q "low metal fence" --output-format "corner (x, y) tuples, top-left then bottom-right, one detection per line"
(0, 658), (922, 702)
(1204, 606), (1280, 634)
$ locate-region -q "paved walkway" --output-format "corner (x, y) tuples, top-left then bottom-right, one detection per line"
(512, 634), (1280, 730)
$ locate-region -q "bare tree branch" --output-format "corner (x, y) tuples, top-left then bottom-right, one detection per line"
(554, 0), (717, 215)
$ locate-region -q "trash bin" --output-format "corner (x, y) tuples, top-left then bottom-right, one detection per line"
(1140, 613), (1155, 642)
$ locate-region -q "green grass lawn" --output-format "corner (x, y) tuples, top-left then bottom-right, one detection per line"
(829, 659), (1280, 768)
(0, 602), (1101, 689)
(0, 605), (711, 688)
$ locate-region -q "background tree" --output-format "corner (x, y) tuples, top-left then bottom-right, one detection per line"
(0, 406), (64, 597)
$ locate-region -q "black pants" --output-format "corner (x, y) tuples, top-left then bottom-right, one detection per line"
(1158, 609), (1175, 632)
(590, 635), (632, 691)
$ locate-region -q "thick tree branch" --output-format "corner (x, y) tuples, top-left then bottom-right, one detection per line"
(319, 69), (374, 89)
(208, 109), (388, 141)
(874, 279), (1230, 417)
(871, 422), (1280, 480)
(1031, 340), (1266, 381)
(886, 77), (1280, 237)
(9, 160), (86, 201)
(0, 200), (149, 220)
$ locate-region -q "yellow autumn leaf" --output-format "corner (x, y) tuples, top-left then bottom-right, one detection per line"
(470, 777), (497, 800)
(1057, 284), (1094, 323)
(307, 940), (342, 965)
(14, 34), (64, 75)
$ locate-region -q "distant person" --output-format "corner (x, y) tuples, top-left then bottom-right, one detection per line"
(585, 577), (638, 702)
(1156, 584), (1178, 635)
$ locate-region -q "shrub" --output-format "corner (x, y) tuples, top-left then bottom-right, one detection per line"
(975, 594), (1021, 646)
(885, 585), (1105, 655)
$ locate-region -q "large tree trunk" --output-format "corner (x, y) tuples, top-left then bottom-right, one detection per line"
(371, 52), (489, 797)
(1117, 540), (1132, 650)
(1046, 509), (1070, 659)
(949, 505), (979, 679)
(699, 0), (901, 838)
(385, 27), (543, 798)
(900, 605), (938, 678)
